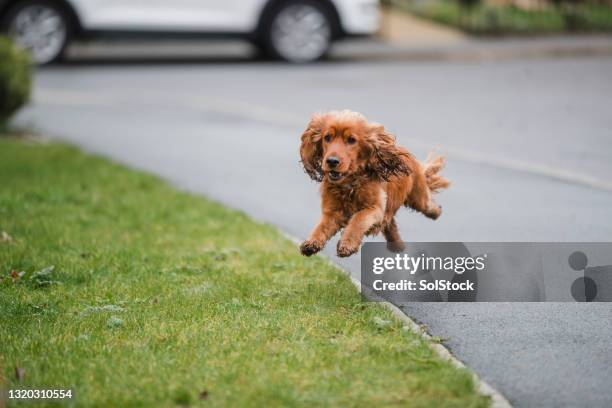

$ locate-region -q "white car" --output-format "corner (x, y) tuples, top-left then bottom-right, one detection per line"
(0, 0), (380, 64)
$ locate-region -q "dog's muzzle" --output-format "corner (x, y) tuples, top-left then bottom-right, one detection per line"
(328, 170), (344, 181)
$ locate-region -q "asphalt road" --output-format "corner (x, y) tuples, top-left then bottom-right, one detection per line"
(14, 49), (612, 407)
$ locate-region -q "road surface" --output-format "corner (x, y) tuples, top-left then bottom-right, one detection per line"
(15, 50), (612, 407)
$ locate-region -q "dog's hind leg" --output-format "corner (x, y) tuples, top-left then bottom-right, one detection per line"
(418, 153), (449, 220)
(415, 195), (442, 220)
(405, 170), (442, 220)
(405, 153), (450, 220)
(383, 218), (405, 252)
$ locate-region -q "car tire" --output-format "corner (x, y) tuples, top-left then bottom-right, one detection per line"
(1, 0), (72, 65)
(260, 0), (335, 63)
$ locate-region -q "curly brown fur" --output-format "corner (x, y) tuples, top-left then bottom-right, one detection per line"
(299, 110), (449, 257)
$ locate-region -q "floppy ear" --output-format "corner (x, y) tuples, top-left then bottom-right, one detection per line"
(300, 114), (325, 182)
(365, 123), (412, 181)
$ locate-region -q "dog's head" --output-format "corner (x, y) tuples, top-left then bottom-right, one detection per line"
(300, 110), (411, 183)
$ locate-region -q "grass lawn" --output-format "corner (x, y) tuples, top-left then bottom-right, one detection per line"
(395, 0), (612, 34)
(0, 136), (489, 407)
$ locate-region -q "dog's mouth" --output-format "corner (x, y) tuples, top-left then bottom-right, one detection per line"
(327, 170), (345, 181)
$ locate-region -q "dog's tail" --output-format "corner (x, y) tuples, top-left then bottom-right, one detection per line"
(424, 152), (450, 193)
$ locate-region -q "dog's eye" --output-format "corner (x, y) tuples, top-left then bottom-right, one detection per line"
(347, 136), (356, 145)
(324, 134), (331, 142)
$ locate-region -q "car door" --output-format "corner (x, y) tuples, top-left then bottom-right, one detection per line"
(70, 0), (267, 32)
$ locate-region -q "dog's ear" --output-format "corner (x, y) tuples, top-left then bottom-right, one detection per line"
(300, 113), (325, 182)
(365, 123), (412, 181)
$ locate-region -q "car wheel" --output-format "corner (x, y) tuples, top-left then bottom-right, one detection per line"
(1, 0), (71, 65)
(262, 0), (334, 63)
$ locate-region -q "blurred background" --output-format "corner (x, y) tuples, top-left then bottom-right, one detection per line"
(1, 1), (612, 407)
(1, 0), (611, 63)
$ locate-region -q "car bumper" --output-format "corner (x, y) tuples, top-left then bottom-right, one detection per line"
(335, 0), (381, 35)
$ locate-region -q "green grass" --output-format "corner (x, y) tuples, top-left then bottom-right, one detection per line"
(395, 0), (612, 34)
(0, 136), (489, 407)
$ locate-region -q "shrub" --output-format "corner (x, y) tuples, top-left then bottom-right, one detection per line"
(400, 0), (612, 34)
(458, 0), (480, 9)
(0, 36), (32, 131)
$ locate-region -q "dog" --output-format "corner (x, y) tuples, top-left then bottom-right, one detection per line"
(299, 110), (449, 258)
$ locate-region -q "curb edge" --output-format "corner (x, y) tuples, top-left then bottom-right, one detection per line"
(279, 230), (512, 408)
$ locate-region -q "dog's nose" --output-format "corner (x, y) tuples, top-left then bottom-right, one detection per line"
(326, 156), (340, 168)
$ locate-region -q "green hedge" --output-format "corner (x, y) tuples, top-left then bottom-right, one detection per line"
(0, 37), (32, 131)
(396, 0), (612, 34)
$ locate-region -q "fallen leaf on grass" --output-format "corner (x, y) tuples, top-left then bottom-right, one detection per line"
(30, 265), (57, 287)
(372, 316), (392, 328)
(1, 231), (12, 243)
(107, 316), (124, 328)
(15, 366), (25, 381)
(10, 269), (25, 282)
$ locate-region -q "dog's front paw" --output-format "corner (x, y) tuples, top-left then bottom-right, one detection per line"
(300, 240), (323, 257)
(337, 240), (360, 258)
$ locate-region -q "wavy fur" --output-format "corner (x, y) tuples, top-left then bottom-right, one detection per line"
(299, 110), (450, 257)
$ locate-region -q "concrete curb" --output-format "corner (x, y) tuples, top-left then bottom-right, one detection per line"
(356, 280), (513, 408)
(278, 230), (512, 408)
(335, 36), (612, 63)
(345, 263), (513, 408)
(64, 35), (612, 64)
